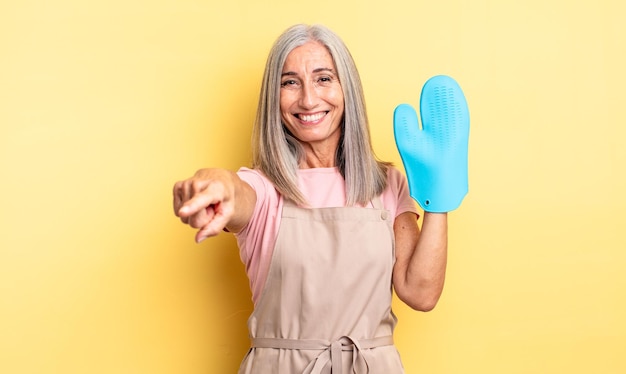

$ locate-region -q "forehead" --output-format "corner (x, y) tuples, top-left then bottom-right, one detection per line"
(282, 41), (335, 71)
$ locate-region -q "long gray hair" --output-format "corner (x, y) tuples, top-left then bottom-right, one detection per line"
(252, 24), (388, 206)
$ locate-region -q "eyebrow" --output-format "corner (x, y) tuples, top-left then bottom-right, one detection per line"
(281, 67), (336, 77)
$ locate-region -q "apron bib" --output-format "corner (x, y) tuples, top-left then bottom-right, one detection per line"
(239, 198), (405, 373)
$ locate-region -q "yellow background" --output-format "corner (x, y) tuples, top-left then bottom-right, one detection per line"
(2, 0), (625, 373)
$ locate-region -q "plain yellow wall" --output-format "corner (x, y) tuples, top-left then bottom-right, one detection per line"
(1, 0), (625, 373)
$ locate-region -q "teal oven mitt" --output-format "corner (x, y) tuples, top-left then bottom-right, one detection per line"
(393, 75), (470, 212)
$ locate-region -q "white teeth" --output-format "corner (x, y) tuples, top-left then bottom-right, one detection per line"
(299, 112), (325, 122)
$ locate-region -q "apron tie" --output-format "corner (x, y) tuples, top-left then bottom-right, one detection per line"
(251, 335), (393, 374)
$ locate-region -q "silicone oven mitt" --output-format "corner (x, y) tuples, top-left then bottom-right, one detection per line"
(393, 75), (470, 212)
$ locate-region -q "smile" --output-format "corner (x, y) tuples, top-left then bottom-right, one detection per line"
(297, 112), (327, 123)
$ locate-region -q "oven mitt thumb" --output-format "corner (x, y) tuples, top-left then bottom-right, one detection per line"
(393, 75), (470, 212)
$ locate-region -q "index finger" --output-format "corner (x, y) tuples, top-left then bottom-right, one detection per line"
(177, 187), (224, 218)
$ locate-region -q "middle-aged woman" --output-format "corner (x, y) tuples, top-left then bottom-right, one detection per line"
(174, 24), (448, 373)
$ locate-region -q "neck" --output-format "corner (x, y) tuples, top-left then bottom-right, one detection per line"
(299, 142), (338, 169)
(300, 155), (336, 168)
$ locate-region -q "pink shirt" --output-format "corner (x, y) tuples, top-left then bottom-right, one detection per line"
(236, 166), (418, 304)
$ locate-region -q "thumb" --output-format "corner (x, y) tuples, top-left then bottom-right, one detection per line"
(393, 103), (422, 153)
(195, 224), (219, 243)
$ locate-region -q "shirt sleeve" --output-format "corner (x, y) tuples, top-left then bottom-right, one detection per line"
(383, 166), (420, 220)
(234, 167), (283, 302)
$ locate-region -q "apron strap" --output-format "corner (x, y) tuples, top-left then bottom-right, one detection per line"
(283, 196), (385, 210)
(251, 335), (393, 374)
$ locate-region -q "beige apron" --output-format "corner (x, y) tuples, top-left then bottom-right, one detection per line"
(239, 197), (405, 373)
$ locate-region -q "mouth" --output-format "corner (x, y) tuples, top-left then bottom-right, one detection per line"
(296, 111), (328, 124)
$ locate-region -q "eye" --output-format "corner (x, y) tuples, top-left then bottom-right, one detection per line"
(316, 75), (336, 86)
(281, 79), (298, 87)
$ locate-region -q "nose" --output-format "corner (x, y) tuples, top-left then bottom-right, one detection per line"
(298, 82), (319, 109)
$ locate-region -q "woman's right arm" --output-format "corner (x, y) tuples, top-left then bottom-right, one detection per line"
(173, 168), (257, 243)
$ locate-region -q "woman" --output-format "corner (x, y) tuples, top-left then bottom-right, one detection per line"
(173, 24), (447, 373)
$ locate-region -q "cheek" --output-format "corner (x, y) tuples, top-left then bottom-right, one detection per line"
(332, 92), (345, 115)
(279, 92), (294, 115)
(278, 101), (288, 124)
(279, 100), (295, 127)
(330, 87), (345, 108)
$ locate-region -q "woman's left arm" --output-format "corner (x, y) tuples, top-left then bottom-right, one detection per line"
(392, 211), (448, 311)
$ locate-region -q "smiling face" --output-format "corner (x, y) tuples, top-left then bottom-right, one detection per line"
(279, 41), (345, 166)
